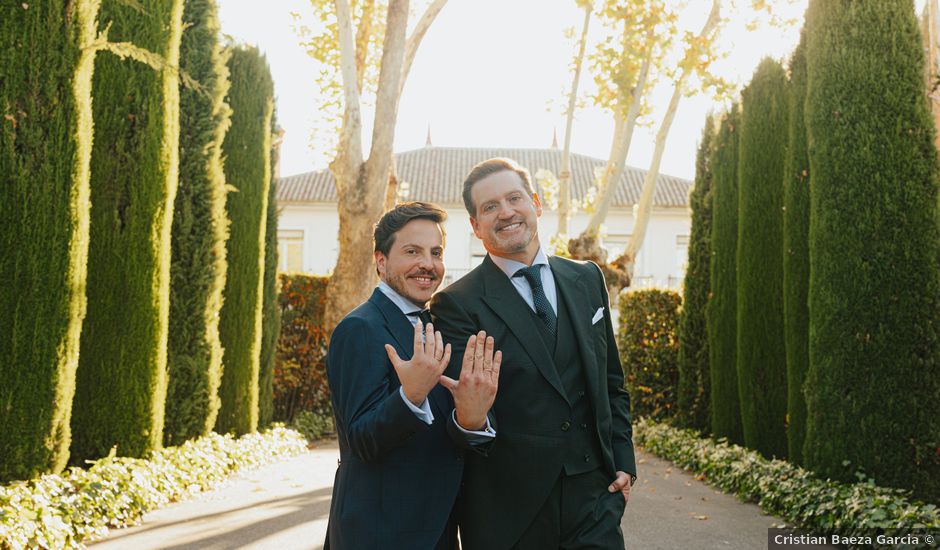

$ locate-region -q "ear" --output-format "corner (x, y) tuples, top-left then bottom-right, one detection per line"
(374, 250), (387, 279)
(470, 216), (483, 240)
(532, 193), (543, 217)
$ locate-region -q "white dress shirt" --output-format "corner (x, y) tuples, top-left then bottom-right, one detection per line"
(488, 247), (558, 313)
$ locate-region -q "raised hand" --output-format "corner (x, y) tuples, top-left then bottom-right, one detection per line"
(385, 321), (451, 406)
(439, 331), (501, 430)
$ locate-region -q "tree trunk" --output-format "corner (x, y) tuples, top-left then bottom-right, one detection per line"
(567, 26), (653, 263)
(558, 2), (592, 236)
(323, 0), (410, 333)
(610, 0), (721, 289)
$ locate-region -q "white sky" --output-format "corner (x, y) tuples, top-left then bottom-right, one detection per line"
(217, 0), (811, 180)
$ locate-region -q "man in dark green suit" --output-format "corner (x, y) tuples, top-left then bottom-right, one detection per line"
(432, 158), (636, 550)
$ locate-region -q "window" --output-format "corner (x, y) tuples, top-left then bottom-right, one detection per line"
(676, 234), (690, 279)
(278, 230), (304, 272)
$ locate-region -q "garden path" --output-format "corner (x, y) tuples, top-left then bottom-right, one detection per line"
(89, 440), (808, 550)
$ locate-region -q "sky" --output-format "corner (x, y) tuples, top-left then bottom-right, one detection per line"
(216, 0), (811, 181)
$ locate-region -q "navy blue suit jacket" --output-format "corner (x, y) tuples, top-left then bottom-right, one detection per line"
(325, 289), (463, 549)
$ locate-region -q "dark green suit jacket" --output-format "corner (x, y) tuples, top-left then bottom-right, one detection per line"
(431, 254), (636, 550)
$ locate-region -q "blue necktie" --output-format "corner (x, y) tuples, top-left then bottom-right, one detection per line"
(514, 264), (556, 338)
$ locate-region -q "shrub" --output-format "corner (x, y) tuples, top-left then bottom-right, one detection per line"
(216, 45), (275, 436)
(635, 418), (939, 549)
(782, 32), (810, 465)
(291, 410), (335, 442)
(0, 0), (91, 481)
(0, 426), (307, 550)
(165, 0), (231, 447)
(804, 0), (940, 502)
(676, 114), (714, 432)
(274, 274), (332, 423)
(71, 0), (185, 462)
(735, 57), (789, 459)
(617, 289), (681, 420)
(707, 105), (744, 445)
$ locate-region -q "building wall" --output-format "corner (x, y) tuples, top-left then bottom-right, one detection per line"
(276, 202), (691, 289)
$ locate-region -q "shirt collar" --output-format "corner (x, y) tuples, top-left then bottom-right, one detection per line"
(377, 280), (425, 315)
(488, 247), (551, 279)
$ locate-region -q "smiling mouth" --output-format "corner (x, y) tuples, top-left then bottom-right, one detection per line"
(497, 222), (523, 233)
(409, 274), (437, 286)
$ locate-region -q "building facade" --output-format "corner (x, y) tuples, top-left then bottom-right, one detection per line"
(276, 146), (693, 289)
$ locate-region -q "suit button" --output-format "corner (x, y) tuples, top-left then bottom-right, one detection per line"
(578, 391), (585, 398)
(584, 454), (591, 462)
(580, 423), (588, 429)
(561, 421), (571, 431)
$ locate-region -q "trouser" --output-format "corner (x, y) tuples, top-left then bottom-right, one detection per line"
(511, 468), (626, 550)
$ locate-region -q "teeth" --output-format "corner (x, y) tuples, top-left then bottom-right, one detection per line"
(500, 223), (521, 231)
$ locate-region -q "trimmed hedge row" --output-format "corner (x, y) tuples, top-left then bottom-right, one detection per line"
(0, 426), (307, 550)
(635, 419), (939, 547)
(216, 45), (275, 436)
(676, 115), (714, 433)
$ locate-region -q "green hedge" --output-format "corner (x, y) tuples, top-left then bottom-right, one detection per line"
(259, 123), (281, 429)
(783, 33), (810, 465)
(707, 106), (743, 445)
(804, 0), (940, 501)
(274, 274), (332, 423)
(165, 0), (232, 446)
(636, 419), (939, 548)
(676, 115), (714, 432)
(0, 1), (91, 482)
(617, 289), (681, 421)
(216, 45), (275, 436)
(71, 0), (184, 462)
(735, 58), (789, 459)
(0, 426), (307, 549)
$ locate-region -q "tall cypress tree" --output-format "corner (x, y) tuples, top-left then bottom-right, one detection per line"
(71, 0), (184, 461)
(0, 1), (99, 480)
(164, 0), (231, 447)
(783, 33), (810, 465)
(707, 106), (744, 445)
(677, 114), (714, 432)
(804, 0), (940, 500)
(259, 117), (281, 430)
(216, 46), (275, 436)
(736, 58), (789, 459)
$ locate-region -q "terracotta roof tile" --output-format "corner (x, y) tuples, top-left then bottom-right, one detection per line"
(277, 146), (691, 208)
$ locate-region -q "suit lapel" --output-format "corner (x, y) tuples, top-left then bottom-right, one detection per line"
(550, 257), (602, 403)
(480, 256), (568, 403)
(371, 288), (450, 418)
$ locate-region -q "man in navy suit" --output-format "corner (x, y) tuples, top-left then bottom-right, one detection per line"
(432, 159), (637, 549)
(325, 202), (500, 550)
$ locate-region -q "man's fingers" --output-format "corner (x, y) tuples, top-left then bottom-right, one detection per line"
(490, 350), (502, 380)
(461, 335), (477, 373)
(608, 472), (631, 493)
(473, 330), (487, 372)
(440, 343), (452, 370)
(439, 374), (458, 392)
(483, 335), (495, 369)
(385, 344), (402, 367)
(413, 321), (424, 355)
(434, 330), (445, 360)
(424, 322), (434, 354)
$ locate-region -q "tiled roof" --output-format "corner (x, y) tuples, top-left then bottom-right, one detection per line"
(277, 146), (691, 208)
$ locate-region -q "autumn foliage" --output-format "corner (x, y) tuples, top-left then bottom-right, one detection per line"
(274, 274), (332, 423)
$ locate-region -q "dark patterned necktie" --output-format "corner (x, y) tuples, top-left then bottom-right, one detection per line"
(514, 264), (556, 338)
(407, 309), (432, 326)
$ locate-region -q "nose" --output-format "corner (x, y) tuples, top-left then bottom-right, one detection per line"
(496, 199), (515, 218)
(418, 251), (435, 269)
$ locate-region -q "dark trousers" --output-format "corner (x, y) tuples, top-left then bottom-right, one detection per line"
(511, 469), (625, 550)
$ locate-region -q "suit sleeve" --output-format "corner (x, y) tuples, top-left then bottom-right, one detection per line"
(327, 316), (429, 463)
(430, 290), (496, 454)
(593, 262), (637, 478)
